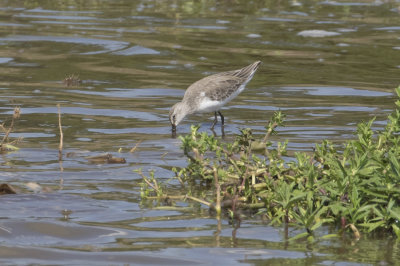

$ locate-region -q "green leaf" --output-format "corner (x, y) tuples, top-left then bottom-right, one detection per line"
(389, 152), (400, 177)
(335, 159), (347, 178)
(392, 224), (400, 239)
(329, 202), (346, 216)
(288, 232), (309, 242)
(389, 208), (400, 221)
(360, 220), (386, 232)
(310, 220), (324, 232)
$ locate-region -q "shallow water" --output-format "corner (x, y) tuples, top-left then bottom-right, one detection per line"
(0, 0), (399, 265)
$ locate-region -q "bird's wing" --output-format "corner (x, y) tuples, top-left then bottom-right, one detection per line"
(203, 75), (243, 101)
(183, 61), (261, 102)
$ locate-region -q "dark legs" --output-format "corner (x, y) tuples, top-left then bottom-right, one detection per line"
(211, 112), (218, 129)
(211, 111), (225, 137)
(211, 111), (224, 129)
(219, 111), (224, 126)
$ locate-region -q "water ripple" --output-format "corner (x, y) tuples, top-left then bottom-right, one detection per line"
(0, 35), (129, 54)
(281, 86), (392, 97)
(4, 107), (161, 121)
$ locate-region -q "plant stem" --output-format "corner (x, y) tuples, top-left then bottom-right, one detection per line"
(57, 104), (63, 161)
(213, 166), (221, 216)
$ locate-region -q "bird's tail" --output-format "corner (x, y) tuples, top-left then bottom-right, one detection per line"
(232, 61), (261, 81)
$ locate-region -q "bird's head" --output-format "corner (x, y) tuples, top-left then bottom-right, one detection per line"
(169, 102), (187, 130)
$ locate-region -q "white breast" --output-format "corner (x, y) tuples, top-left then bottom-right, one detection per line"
(196, 98), (224, 113)
(196, 83), (246, 113)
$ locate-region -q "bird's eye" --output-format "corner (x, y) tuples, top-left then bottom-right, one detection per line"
(172, 115), (176, 122)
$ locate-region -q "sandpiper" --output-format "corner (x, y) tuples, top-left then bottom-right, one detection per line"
(169, 61), (261, 133)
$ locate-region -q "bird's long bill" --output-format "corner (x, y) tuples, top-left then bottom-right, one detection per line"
(171, 124), (177, 138)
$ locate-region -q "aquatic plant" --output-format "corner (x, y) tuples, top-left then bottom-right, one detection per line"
(0, 106), (21, 153)
(141, 86), (400, 240)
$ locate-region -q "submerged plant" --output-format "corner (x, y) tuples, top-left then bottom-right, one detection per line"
(141, 86), (400, 240)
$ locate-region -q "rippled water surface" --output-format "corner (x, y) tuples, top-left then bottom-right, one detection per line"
(1, 0), (400, 265)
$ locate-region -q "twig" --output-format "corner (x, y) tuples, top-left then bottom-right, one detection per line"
(143, 177), (161, 194)
(174, 171), (185, 187)
(185, 195), (212, 208)
(130, 140), (142, 153)
(137, 169), (162, 195)
(57, 104), (63, 161)
(145, 195), (185, 200)
(1, 107), (20, 147)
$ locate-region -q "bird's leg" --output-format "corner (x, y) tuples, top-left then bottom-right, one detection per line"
(211, 111), (218, 129)
(210, 127), (217, 137)
(218, 111), (224, 126)
(211, 111), (224, 130)
(218, 111), (225, 137)
(221, 125), (225, 137)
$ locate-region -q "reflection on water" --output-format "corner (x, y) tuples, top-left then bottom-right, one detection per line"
(0, 0), (399, 264)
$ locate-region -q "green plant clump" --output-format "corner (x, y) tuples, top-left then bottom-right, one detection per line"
(141, 86), (400, 240)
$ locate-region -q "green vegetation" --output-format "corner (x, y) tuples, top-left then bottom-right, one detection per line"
(141, 86), (400, 240)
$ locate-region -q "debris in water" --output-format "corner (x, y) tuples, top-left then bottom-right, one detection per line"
(0, 183), (17, 195)
(25, 182), (42, 193)
(63, 74), (81, 86)
(85, 153), (126, 164)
